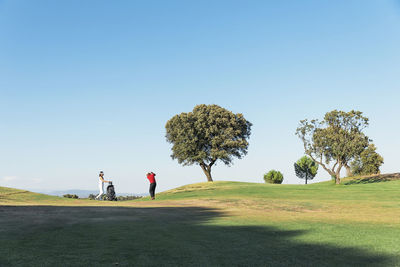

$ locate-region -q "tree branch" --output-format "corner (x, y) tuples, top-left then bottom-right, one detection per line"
(308, 153), (334, 176)
(209, 158), (217, 169)
(332, 160), (338, 172)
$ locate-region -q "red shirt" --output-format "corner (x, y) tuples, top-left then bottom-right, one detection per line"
(147, 173), (156, 184)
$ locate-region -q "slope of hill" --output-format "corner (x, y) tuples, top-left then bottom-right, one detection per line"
(1, 174), (400, 266)
(0, 186), (60, 204)
(155, 173), (400, 203)
(0, 186), (101, 206)
(341, 172), (400, 185)
(0, 187), (145, 205)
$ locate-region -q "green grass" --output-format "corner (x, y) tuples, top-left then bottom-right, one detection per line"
(1, 174), (400, 266)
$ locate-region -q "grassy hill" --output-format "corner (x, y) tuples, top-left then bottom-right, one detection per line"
(1, 174), (400, 266)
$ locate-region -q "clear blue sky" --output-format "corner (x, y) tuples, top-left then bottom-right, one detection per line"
(1, 0), (399, 194)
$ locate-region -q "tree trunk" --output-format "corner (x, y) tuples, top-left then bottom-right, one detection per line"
(200, 163), (213, 182)
(334, 162), (344, 184)
(203, 169), (213, 182)
(305, 173), (308, 185)
(335, 171), (341, 185)
(308, 152), (343, 185)
(345, 164), (353, 177)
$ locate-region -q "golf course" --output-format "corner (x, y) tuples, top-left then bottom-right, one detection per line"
(1, 174), (400, 266)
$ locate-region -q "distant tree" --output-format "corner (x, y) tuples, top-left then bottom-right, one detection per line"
(165, 104), (252, 182)
(88, 194), (96, 200)
(296, 110), (370, 184)
(264, 170), (284, 184)
(294, 156), (319, 184)
(63, 194), (78, 199)
(350, 144), (384, 175)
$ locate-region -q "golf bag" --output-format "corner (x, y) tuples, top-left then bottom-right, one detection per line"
(106, 182), (117, 201)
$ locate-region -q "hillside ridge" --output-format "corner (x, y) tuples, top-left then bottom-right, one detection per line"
(1, 172), (399, 204)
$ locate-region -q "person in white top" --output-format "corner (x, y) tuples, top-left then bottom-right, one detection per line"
(96, 171), (111, 200)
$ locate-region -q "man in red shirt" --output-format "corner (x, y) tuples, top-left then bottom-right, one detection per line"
(147, 172), (157, 200)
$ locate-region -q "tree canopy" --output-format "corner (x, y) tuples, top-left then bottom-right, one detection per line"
(350, 144), (384, 176)
(165, 104), (252, 182)
(296, 110), (370, 184)
(294, 156), (318, 184)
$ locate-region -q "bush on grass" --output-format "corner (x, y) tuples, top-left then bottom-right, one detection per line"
(264, 170), (284, 184)
(117, 195), (143, 201)
(87, 194), (142, 201)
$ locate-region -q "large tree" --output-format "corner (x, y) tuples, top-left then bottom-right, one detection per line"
(294, 156), (318, 184)
(165, 104), (252, 182)
(296, 110), (370, 184)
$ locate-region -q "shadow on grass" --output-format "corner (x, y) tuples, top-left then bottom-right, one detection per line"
(344, 173), (400, 185)
(0, 206), (396, 266)
(344, 177), (390, 185)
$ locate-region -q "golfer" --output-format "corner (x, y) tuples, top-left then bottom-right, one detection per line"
(147, 172), (157, 200)
(96, 171), (111, 200)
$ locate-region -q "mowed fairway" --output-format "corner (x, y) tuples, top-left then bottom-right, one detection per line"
(1, 175), (400, 266)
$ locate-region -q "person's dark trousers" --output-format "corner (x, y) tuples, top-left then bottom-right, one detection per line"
(149, 183), (156, 199)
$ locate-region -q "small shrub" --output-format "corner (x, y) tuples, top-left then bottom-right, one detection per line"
(264, 170), (283, 184)
(117, 195), (143, 201)
(63, 194), (79, 199)
(87, 194), (142, 201)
